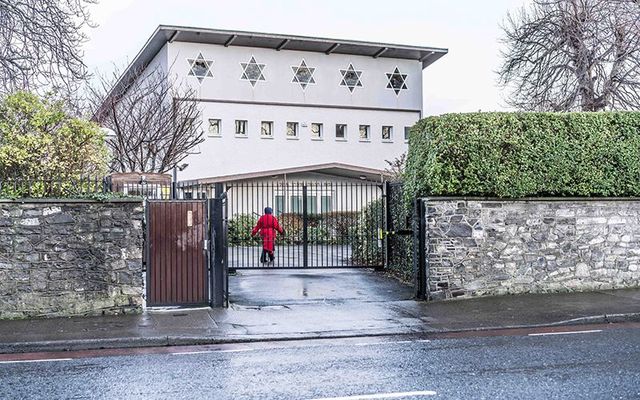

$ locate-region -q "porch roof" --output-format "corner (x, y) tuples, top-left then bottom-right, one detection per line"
(180, 163), (391, 185)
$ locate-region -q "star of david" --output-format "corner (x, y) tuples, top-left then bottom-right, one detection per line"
(291, 59), (316, 89)
(386, 67), (408, 95)
(340, 63), (363, 93)
(187, 53), (214, 82)
(240, 56), (266, 87)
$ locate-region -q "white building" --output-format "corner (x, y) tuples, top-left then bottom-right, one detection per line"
(108, 25), (447, 183)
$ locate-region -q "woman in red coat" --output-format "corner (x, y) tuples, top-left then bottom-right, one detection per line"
(251, 207), (284, 264)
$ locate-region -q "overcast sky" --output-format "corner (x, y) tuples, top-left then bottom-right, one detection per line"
(83, 0), (529, 116)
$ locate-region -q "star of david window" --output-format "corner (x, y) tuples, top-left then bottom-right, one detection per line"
(291, 60), (316, 89)
(340, 64), (363, 93)
(386, 67), (408, 95)
(187, 53), (213, 82)
(240, 56), (266, 87)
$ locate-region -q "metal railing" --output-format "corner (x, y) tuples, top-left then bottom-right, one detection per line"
(0, 176), (206, 200)
(0, 176), (108, 199)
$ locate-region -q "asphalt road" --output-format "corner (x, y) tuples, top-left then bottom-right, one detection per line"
(1, 324), (639, 400)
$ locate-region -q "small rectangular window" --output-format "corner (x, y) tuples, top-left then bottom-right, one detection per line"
(261, 121), (273, 137)
(311, 123), (323, 139)
(286, 122), (298, 138)
(208, 119), (221, 137)
(307, 196), (318, 215)
(336, 124), (347, 140)
(404, 126), (411, 142)
(275, 195), (285, 215)
(359, 125), (370, 141)
(235, 120), (247, 136)
(382, 126), (393, 141)
(290, 195), (303, 214)
(321, 195), (333, 212)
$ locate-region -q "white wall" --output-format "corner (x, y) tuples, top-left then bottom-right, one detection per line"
(164, 41), (422, 180)
(168, 41), (423, 110)
(181, 103), (415, 180)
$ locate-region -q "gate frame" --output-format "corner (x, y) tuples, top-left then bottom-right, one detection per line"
(210, 184), (228, 307)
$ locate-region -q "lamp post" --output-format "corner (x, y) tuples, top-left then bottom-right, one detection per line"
(171, 163), (189, 200)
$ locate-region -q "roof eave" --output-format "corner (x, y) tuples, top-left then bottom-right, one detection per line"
(101, 25), (448, 112)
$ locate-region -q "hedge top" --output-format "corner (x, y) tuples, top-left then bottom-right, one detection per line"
(404, 112), (640, 198)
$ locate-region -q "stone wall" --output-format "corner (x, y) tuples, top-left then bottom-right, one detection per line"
(0, 200), (144, 318)
(424, 198), (640, 300)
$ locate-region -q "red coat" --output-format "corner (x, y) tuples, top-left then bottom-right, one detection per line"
(251, 214), (284, 252)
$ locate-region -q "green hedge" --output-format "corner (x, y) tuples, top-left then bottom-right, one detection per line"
(405, 112), (640, 198)
(351, 199), (384, 266)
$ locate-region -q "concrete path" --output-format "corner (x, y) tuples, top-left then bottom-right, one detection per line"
(0, 269), (638, 353)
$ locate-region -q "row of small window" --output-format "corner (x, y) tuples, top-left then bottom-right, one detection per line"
(208, 119), (411, 142)
(275, 194), (333, 214)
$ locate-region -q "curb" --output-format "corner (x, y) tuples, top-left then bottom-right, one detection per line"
(1, 312), (638, 354)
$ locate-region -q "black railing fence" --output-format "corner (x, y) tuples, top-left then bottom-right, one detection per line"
(224, 180), (385, 269)
(0, 176), (109, 199)
(0, 176), (220, 200)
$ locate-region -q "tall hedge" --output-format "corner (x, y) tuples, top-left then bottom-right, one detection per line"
(405, 112), (640, 198)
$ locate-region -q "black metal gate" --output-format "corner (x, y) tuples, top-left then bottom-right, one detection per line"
(223, 180), (385, 269)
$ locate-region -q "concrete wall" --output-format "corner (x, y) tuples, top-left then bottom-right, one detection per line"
(182, 103), (414, 180)
(165, 41), (420, 180)
(0, 200), (144, 319)
(423, 198), (640, 300)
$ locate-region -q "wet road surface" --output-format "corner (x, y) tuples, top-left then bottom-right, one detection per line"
(0, 323), (638, 399)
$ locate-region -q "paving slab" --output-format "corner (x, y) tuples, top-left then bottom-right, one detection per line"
(0, 269), (638, 353)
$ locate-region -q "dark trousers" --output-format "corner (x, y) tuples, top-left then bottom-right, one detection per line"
(260, 249), (275, 263)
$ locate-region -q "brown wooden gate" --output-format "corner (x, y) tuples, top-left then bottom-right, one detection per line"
(146, 200), (208, 306)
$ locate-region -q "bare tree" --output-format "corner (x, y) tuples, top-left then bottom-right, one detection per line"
(384, 153), (406, 182)
(88, 65), (205, 174)
(499, 0), (640, 111)
(0, 0), (96, 95)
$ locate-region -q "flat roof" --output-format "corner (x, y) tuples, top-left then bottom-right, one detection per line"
(178, 163), (391, 184)
(108, 25), (447, 102)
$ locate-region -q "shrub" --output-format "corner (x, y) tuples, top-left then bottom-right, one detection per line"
(386, 183), (413, 282)
(405, 112), (640, 198)
(228, 214), (258, 246)
(279, 213), (303, 244)
(351, 199), (384, 266)
(0, 92), (108, 198)
(322, 212), (359, 237)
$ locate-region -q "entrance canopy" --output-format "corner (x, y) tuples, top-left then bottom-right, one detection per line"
(182, 162), (391, 185)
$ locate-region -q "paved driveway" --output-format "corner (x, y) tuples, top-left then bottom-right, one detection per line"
(229, 268), (414, 307)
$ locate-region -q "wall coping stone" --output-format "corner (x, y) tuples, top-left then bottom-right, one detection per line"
(0, 198), (143, 204)
(421, 196), (640, 202)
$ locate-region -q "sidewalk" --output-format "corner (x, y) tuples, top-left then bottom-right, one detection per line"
(0, 269), (638, 353)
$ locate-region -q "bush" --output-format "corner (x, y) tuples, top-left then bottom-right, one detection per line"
(322, 212), (359, 237)
(228, 214), (258, 246)
(405, 112), (640, 198)
(0, 92), (108, 197)
(279, 213), (303, 244)
(351, 199), (384, 266)
(386, 183), (413, 282)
